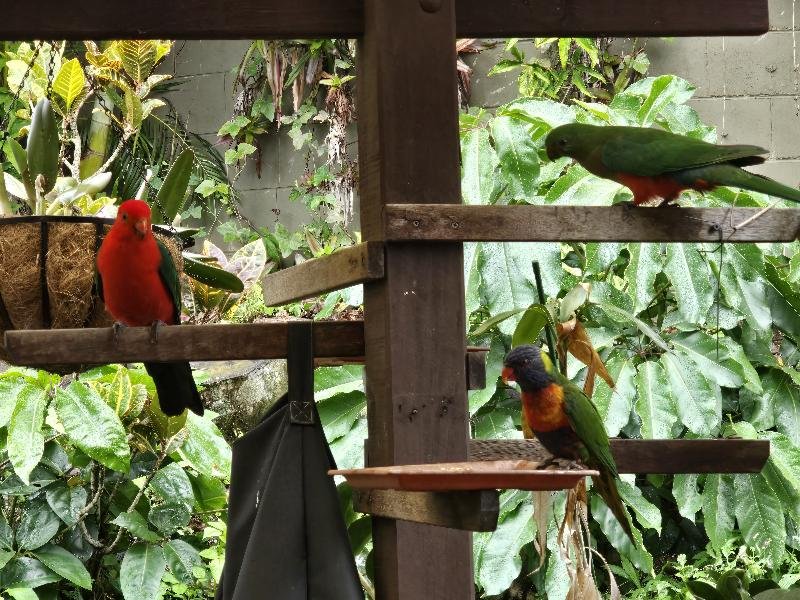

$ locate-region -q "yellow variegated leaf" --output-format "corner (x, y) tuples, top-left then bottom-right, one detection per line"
(104, 366), (132, 416)
(118, 40), (157, 83)
(52, 58), (87, 113)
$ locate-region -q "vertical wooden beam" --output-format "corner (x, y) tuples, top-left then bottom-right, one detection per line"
(358, 0), (472, 599)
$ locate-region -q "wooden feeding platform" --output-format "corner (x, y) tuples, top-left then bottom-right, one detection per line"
(0, 0), (788, 598)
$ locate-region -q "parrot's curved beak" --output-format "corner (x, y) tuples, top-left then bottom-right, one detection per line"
(134, 218), (149, 239)
(501, 366), (515, 385)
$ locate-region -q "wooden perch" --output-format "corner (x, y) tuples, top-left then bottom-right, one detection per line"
(262, 242), (384, 306)
(469, 438), (770, 474)
(384, 204), (800, 243)
(0, 0), (767, 39)
(4, 323), (488, 389)
(352, 489), (499, 532)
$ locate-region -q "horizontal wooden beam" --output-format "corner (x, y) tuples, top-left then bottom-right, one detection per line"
(262, 242), (384, 306)
(385, 205), (800, 243)
(4, 324), (487, 388)
(352, 489), (499, 532)
(0, 0), (767, 39)
(4, 322), (364, 364)
(469, 438), (770, 474)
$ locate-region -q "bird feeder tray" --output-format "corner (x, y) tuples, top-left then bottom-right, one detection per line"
(0, 215), (182, 373)
(330, 459), (598, 492)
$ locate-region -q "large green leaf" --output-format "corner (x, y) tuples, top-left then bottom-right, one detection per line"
(635, 360), (678, 439)
(660, 352), (721, 436)
(473, 406), (519, 440)
(103, 366), (133, 417)
(461, 127), (498, 205)
(149, 502), (191, 535)
(760, 369), (800, 446)
(8, 384), (47, 483)
(0, 557), (60, 588)
(153, 148), (194, 224)
(188, 473), (227, 512)
(55, 382), (131, 473)
(45, 482), (88, 527)
(314, 365), (364, 401)
(120, 543), (166, 600)
(150, 463), (195, 510)
(490, 115), (539, 199)
(618, 478), (661, 533)
(671, 331), (744, 389)
(0, 377), (27, 427)
(511, 304), (551, 348)
(763, 259), (800, 338)
(544, 164), (623, 205)
(479, 242), (563, 334)
(164, 539), (202, 584)
(591, 282), (670, 351)
(0, 512), (14, 550)
(177, 414), (231, 479)
(626, 243), (663, 313)
(762, 432), (800, 522)
(717, 245), (771, 331)
(16, 499), (60, 551)
(118, 40), (157, 83)
(32, 544), (91, 589)
(673, 474), (704, 521)
(592, 352), (636, 436)
(663, 244), (714, 324)
(475, 502), (533, 596)
(587, 242), (625, 275)
(734, 473), (785, 567)
(318, 391), (366, 442)
(591, 494), (653, 574)
(111, 511), (161, 543)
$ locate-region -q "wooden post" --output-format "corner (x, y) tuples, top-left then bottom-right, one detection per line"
(358, 0), (472, 598)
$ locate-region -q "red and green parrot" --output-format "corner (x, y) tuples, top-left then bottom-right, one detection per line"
(502, 344), (634, 542)
(545, 123), (800, 206)
(97, 199), (204, 417)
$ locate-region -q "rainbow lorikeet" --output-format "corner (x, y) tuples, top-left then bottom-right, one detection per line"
(97, 199), (203, 417)
(545, 123), (800, 206)
(502, 344), (633, 542)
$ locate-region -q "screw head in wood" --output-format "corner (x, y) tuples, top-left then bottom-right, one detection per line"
(419, 0), (442, 13)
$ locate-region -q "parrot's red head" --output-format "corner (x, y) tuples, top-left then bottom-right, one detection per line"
(502, 345), (553, 392)
(114, 199), (152, 240)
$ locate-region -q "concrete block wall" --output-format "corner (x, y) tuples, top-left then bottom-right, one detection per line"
(161, 0), (800, 238)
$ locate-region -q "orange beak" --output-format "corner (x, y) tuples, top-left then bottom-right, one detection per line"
(134, 218), (149, 238)
(501, 366), (515, 385)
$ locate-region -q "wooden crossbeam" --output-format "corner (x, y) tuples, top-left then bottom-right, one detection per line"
(352, 489), (499, 532)
(0, 0), (767, 39)
(384, 205), (800, 243)
(3, 323), (488, 389)
(469, 438), (770, 474)
(262, 242), (384, 306)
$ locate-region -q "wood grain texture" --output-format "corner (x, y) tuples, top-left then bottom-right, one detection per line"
(0, 0), (767, 39)
(385, 204), (800, 243)
(357, 0), (472, 597)
(469, 438), (770, 474)
(262, 242), (384, 306)
(455, 0), (768, 36)
(4, 322), (364, 364)
(352, 489), (499, 532)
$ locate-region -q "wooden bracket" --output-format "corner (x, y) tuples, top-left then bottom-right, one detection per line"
(352, 488), (499, 532)
(262, 242), (384, 306)
(384, 204), (800, 243)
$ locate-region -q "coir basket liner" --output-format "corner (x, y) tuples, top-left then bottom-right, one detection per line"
(0, 215), (182, 373)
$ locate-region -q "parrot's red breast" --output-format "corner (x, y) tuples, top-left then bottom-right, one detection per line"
(615, 173), (715, 205)
(520, 384), (570, 433)
(97, 200), (176, 326)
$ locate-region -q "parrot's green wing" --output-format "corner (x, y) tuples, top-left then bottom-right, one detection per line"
(601, 127), (767, 177)
(156, 238), (181, 324)
(560, 378), (618, 477)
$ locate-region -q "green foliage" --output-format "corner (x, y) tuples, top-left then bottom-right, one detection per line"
(461, 73), (800, 597)
(0, 365), (229, 598)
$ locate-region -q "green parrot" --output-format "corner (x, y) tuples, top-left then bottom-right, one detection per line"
(545, 123), (800, 206)
(502, 344), (635, 543)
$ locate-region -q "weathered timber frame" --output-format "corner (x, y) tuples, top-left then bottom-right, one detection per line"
(0, 1), (783, 599)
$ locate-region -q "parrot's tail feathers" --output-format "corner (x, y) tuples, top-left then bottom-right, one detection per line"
(144, 361), (204, 417)
(593, 469), (635, 545)
(703, 164), (800, 203)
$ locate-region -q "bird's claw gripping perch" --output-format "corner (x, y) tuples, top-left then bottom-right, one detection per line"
(150, 320), (167, 344)
(112, 322), (126, 344)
